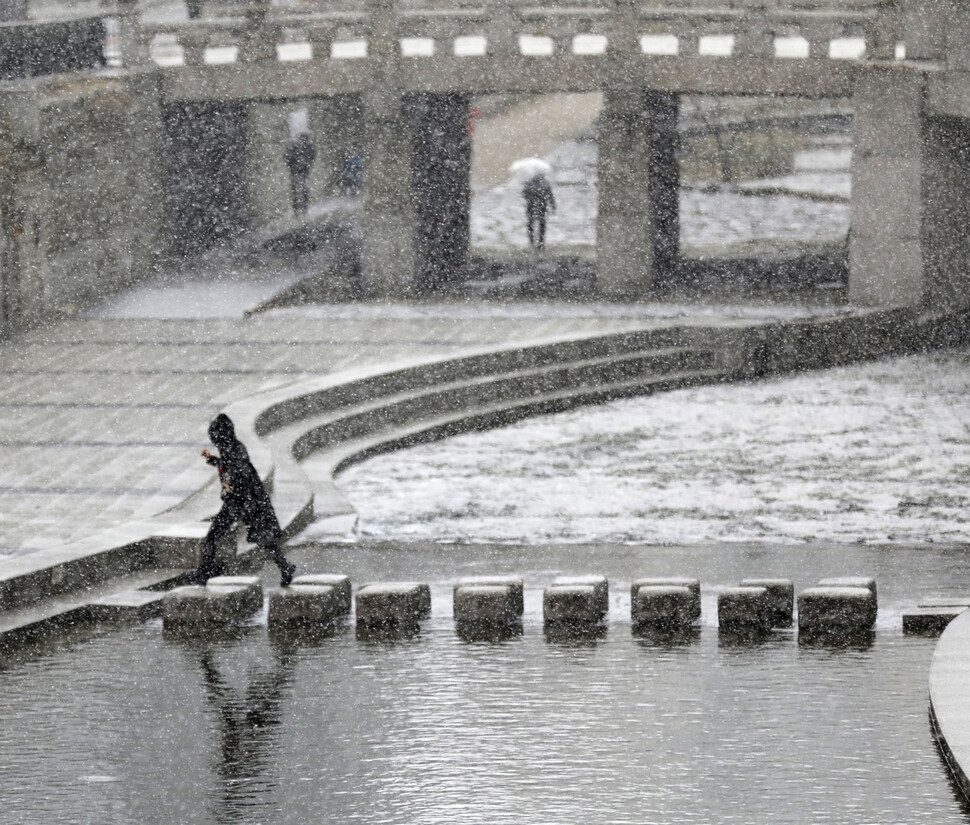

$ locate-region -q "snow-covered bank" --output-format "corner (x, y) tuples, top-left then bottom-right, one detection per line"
(338, 347), (970, 546)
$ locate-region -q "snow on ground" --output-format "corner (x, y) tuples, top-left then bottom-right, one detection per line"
(472, 140), (850, 251)
(337, 348), (970, 546)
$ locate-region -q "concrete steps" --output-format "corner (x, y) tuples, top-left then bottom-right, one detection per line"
(249, 337), (726, 537)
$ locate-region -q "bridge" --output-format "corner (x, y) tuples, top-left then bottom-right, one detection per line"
(3, 0), (970, 321)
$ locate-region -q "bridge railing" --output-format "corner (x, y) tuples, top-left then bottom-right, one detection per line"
(126, 0), (897, 70)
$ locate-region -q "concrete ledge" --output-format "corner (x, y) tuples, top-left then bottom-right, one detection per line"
(355, 582), (431, 626)
(87, 590), (166, 622)
(903, 606), (966, 635)
(797, 585), (877, 633)
(162, 584), (254, 628)
(268, 584), (343, 627)
(291, 574), (352, 613)
(718, 586), (771, 630)
(632, 577), (701, 620)
(454, 584), (520, 625)
(632, 585), (695, 628)
(929, 609), (970, 806)
(739, 578), (794, 627)
(454, 576), (524, 616)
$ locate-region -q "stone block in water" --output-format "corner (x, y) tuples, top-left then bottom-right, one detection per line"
(739, 578), (794, 627)
(87, 590), (165, 622)
(718, 586), (771, 630)
(552, 575), (609, 617)
(454, 576), (524, 616)
(205, 576), (263, 616)
(902, 606), (966, 635)
(268, 584), (343, 627)
(631, 577), (701, 620)
(631, 585), (695, 628)
(162, 584), (252, 628)
(291, 574), (352, 613)
(454, 584), (520, 625)
(355, 582), (431, 626)
(544, 582), (608, 624)
(798, 586), (877, 633)
(818, 576), (877, 604)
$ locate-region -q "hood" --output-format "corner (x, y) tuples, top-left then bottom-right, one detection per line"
(208, 414), (237, 452)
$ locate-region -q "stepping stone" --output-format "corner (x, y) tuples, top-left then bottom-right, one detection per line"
(355, 582), (431, 627)
(291, 574), (352, 613)
(903, 606), (967, 635)
(739, 578), (794, 627)
(454, 576), (524, 616)
(552, 575), (609, 616)
(818, 576), (877, 603)
(454, 584), (521, 625)
(268, 584), (344, 627)
(798, 586), (877, 634)
(632, 577), (701, 620)
(544, 576), (609, 624)
(718, 586), (771, 630)
(918, 596), (970, 608)
(631, 585), (695, 628)
(206, 576), (264, 616)
(162, 584), (253, 628)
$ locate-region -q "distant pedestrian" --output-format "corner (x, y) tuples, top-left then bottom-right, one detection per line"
(284, 132), (316, 217)
(192, 414), (296, 587)
(340, 154), (363, 197)
(522, 172), (556, 250)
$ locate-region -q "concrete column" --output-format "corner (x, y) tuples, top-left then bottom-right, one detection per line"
(849, 65), (970, 309)
(850, 66), (926, 306)
(161, 102), (249, 255)
(244, 101), (290, 226)
(647, 91), (680, 284)
(361, 89), (419, 298)
(410, 93), (471, 291)
(597, 90), (680, 298)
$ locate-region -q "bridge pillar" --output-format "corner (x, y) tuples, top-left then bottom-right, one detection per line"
(411, 93), (471, 291)
(361, 90), (418, 297)
(850, 66), (970, 308)
(597, 90), (679, 299)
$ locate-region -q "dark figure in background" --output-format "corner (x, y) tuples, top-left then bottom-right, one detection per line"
(193, 414), (296, 586)
(284, 132), (316, 217)
(522, 172), (556, 250)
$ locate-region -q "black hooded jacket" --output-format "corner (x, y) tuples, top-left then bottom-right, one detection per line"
(206, 414), (282, 545)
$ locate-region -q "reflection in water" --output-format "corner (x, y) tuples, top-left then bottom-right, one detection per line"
(797, 629), (875, 651)
(182, 634), (298, 823)
(633, 625), (700, 649)
(717, 626), (776, 649)
(543, 622), (608, 646)
(456, 621), (523, 644)
(355, 621), (423, 645)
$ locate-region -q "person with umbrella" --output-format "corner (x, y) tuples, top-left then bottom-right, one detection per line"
(191, 413), (296, 587)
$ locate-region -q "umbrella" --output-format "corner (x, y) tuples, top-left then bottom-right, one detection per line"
(509, 157), (552, 178)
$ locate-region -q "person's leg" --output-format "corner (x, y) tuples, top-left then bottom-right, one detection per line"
(263, 542), (296, 586)
(537, 213), (546, 249)
(527, 211), (535, 247)
(194, 506), (237, 583)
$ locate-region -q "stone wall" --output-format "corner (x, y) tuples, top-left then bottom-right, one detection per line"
(0, 73), (163, 336)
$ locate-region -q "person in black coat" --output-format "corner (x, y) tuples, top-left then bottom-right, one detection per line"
(192, 413), (296, 586)
(522, 172), (556, 250)
(284, 133), (316, 217)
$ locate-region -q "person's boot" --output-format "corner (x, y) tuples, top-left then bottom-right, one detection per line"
(280, 562), (296, 587)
